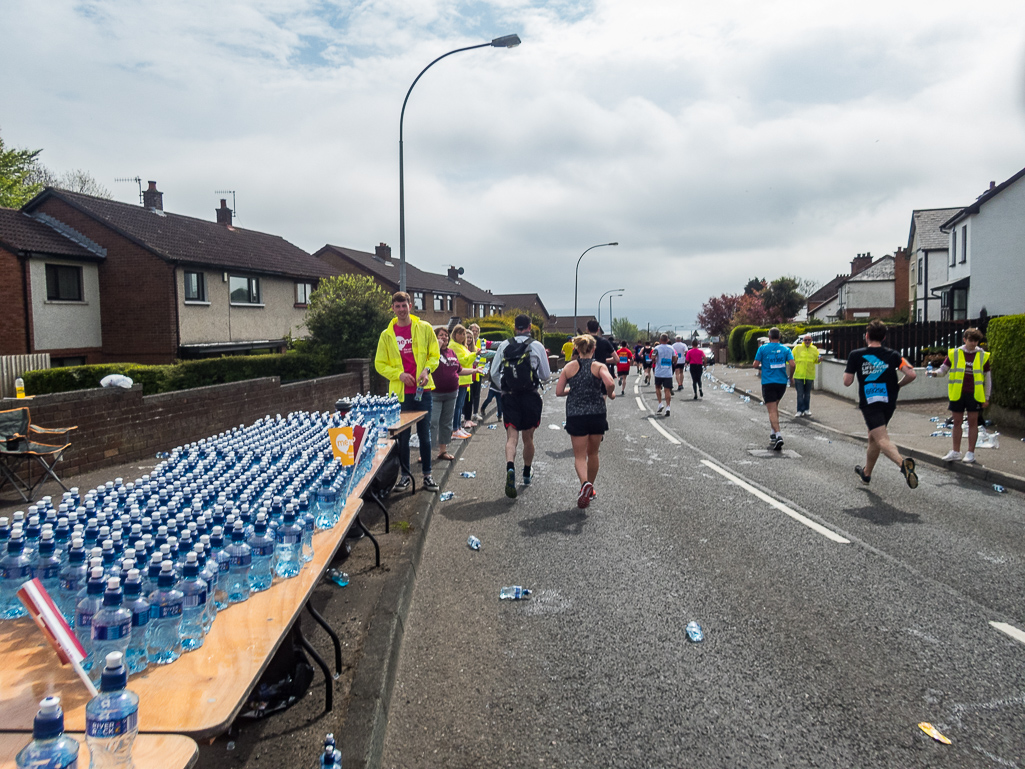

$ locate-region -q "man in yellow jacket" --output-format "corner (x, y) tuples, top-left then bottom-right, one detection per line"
(792, 334), (821, 416)
(375, 292), (441, 491)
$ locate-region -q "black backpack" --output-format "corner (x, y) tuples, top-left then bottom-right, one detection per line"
(500, 339), (539, 394)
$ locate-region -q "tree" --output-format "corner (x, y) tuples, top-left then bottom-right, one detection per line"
(697, 293), (743, 338)
(744, 277), (766, 296)
(27, 166), (112, 198)
(0, 130), (43, 207)
(733, 292), (772, 326)
(762, 276), (805, 323)
(302, 274), (393, 363)
(611, 317), (641, 344)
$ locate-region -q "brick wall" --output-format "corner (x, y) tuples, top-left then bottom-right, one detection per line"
(12, 364), (371, 478)
(0, 245), (30, 355)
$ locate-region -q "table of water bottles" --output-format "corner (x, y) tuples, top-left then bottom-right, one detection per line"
(0, 399), (410, 740)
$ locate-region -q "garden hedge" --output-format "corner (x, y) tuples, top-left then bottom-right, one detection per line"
(988, 314), (1025, 409)
(728, 325), (757, 362)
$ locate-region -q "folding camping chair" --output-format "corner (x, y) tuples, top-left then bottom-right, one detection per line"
(0, 407), (77, 502)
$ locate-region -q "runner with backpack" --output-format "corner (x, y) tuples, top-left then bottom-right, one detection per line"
(489, 314), (552, 498)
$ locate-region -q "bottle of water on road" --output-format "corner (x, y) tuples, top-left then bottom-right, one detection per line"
(1, 529), (33, 620)
(16, 696), (79, 769)
(467, 535), (481, 551)
(75, 566), (106, 673)
(499, 586), (531, 600)
(147, 561), (183, 665)
(685, 621), (704, 643)
(57, 537), (88, 626)
(177, 552), (208, 652)
(319, 733), (343, 767)
(122, 569), (150, 675)
(90, 577), (132, 684)
(85, 651), (139, 769)
(247, 512), (274, 593)
(225, 521), (252, 605)
(274, 508), (303, 579)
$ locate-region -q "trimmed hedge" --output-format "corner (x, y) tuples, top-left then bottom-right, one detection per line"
(743, 328), (769, 362)
(728, 325), (757, 362)
(543, 332), (572, 354)
(988, 314), (1025, 409)
(21, 353), (330, 397)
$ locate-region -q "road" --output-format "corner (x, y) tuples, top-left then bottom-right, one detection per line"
(381, 369), (1025, 768)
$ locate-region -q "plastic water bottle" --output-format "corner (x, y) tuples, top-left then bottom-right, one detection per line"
(75, 566), (106, 672)
(926, 362), (934, 376)
(1, 531), (34, 620)
(247, 512), (274, 593)
(90, 577), (132, 684)
(177, 552), (208, 652)
(499, 586), (531, 600)
(467, 535), (481, 551)
(414, 384), (423, 402)
(85, 652), (139, 768)
(122, 569), (150, 675)
(16, 696), (79, 769)
(33, 530), (63, 599)
(273, 508), (303, 579)
(57, 538), (88, 626)
(194, 543), (218, 634)
(319, 733), (343, 767)
(147, 561), (184, 665)
(209, 527), (231, 610)
(685, 621), (704, 643)
(225, 521), (252, 605)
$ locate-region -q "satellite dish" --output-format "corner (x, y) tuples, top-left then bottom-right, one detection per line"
(458, 267), (465, 275)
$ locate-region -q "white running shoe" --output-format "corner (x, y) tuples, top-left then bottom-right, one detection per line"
(657, 403), (665, 413)
(941, 450), (962, 462)
(962, 452), (976, 464)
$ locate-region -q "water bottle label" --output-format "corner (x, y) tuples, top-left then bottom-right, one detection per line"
(251, 543), (273, 556)
(0, 564), (31, 579)
(230, 553), (252, 567)
(77, 611), (94, 627)
(218, 560), (231, 573)
(132, 608), (150, 627)
(60, 577), (79, 590)
(151, 603), (183, 619)
(183, 589), (207, 608)
(280, 534), (300, 544)
(93, 619), (131, 640)
(34, 564), (61, 579)
(86, 710), (138, 738)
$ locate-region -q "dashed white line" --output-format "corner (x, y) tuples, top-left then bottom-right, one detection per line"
(991, 621), (1025, 646)
(647, 417), (681, 445)
(633, 382), (639, 395)
(700, 459), (851, 544)
(636, 397), (646, 411)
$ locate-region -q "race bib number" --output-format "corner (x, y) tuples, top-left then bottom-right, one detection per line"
(864, 383), (889, 405)
(619, 355), (628, 363)
(660, 358), (671, 367)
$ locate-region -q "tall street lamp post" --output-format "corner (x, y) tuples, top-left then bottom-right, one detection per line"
(596, 288), (624, 329)
(573, 242), (618, 333)
(399, 34), (521, 292)
(609, 292), (623, 332)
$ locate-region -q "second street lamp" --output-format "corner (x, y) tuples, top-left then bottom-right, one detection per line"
(597, 288), (624, 329)
(609, 292), (623, 332)
(573, 242), (618, 333)
(398, 34), (521, 292)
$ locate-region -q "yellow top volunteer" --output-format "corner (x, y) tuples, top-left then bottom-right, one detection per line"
(374, 313), (440, 402)
(792, 342), (820, 380)
(947, 347), (990, 403)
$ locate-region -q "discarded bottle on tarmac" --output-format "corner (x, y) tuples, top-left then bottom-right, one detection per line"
(467, 535), (481, 551)
(499, 586), (531, 600)
(685, 621), (704, 643)
(319, 733), (343, 767)
(16, 697), (79, 769)
(85, 651), (139, 769)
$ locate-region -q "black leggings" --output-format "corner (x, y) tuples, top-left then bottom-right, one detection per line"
(689, 364), (703, 393)
(464, 379), (481, 419)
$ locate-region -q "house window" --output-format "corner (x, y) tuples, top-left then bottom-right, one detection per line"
(229, 275), (261, 304)
(45, 264), (83, 301)
(917, 258), (922, 285)
(433, 294), (443, 312)
(917, 308), (922, 322)
(184, 271), (206, 302)
(295, 282), (313, 305)
(960, 225), (967, 263)
(952, 288), (968, 321)
(413, 292), (424, 311)
(446, 295), (453, 312)
(51, 356), (86, 368)
(950, 231), (957, 266)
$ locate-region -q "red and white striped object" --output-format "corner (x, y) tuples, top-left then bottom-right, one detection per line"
(17, 578), (97, 696)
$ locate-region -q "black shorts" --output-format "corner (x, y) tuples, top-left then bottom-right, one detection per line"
(673, 363), (686, 371)
(565, 413), (609, 436)
(761, 383), (787, 404)
(862, 405), (896, 431)
(949, 394), (984, 413)
(654, 376), (674, 389)
(617, 368), (630, 378)
(642, 362), (652, 370)
(503, 391), (543, 431)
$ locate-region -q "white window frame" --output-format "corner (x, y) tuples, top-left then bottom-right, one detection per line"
(413, 292), (425, 311)
(184, 270), (207, 303)
(295, 281), (314, 306)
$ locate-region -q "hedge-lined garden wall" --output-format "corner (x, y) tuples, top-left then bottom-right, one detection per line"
(988, 314), (1025, 409)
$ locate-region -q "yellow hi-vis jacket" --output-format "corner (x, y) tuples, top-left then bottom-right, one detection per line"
(947, 347), (989, 403)
(375, 314), (440, 402)
(450, 341), (476, 387)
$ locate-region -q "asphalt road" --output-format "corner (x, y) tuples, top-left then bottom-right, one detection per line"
(381, 371), (1025, 768)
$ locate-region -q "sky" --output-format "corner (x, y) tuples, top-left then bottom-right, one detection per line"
(3, 0), (1025, 333)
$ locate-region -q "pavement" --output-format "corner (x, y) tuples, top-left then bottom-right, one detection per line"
(706, 364), (1025, 493)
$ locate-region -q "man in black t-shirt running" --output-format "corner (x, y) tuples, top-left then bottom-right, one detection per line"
(843, 319), (919, 488)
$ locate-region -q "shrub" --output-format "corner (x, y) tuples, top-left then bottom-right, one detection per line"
(988, 314), (1025, 409)
(543, 332), (572, 354)
(728, 325), (757, 362)
(743, 328), (769, 362)
(304, 274), (392, 361)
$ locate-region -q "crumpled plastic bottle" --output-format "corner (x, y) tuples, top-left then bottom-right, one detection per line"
(685, 621), (704, 642)
(467, 535), (481, 551)
(499, 586), (530, 600)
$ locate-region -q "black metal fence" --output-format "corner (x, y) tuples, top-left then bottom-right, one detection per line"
(824, 317), (996, 367)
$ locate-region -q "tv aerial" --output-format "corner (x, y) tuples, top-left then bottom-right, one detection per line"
(215, 190), (237, 219)
(114, 176), (142, 204)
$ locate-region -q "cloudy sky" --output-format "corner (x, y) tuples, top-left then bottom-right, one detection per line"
(3, 0), (1025, 332)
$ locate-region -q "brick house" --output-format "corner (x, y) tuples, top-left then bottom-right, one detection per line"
(313, 243), (503, 326)
(807, 251), (911, 322)
(491, 293), (551, 324)
(8, 183), (335, 365)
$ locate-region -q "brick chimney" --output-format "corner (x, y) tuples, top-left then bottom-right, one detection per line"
(850, 252), (873, 275)
(374, 243), (391, 262)
(893, 247), (910, 316)
(142, 181), (163, 211)
(216, 199), (232, 226)
(448, 266), (460, 280)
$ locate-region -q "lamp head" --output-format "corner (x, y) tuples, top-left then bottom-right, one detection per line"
(491, 34), (521, 48)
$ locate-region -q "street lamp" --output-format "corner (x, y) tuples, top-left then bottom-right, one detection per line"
(399, 34), (522, 292)
(596, 288), (624, 329)
(609, 292), (623, 332)
(573, 242), (618, 333)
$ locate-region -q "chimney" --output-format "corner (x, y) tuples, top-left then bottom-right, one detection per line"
(989, 181), (996, 190)
(374, 243), (391, 262)
(448, 266), (460, 280)
(851, 252), (873, 275)
(216, 199), (232, 226)
(142, 181), (163, 211)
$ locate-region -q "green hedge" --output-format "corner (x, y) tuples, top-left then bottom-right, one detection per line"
(543, 332), (572, 354)
(21, 353), (330, 397)
(728, 325), (757, 362)
(743, 328), (769, 362)
(988, 314), (1025, 409)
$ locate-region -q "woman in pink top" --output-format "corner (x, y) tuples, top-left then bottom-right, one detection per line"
(684, 345), (705, 400)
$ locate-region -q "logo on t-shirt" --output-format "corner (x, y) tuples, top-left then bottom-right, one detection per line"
(395, 334), (411, 353)
(860, 355), (888, 381)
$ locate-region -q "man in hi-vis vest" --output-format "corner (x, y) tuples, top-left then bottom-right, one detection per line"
(928, 327), (992, 465)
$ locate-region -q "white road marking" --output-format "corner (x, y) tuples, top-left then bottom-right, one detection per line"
(633, 382), (639, 394)
(647, 417), (681, 445)
(700, 459), (850, 544)
(636, 397), (646, 411)
(990, 622), (1025, 646)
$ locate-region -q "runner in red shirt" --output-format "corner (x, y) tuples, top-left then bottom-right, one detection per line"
(615, 343), (633, 395)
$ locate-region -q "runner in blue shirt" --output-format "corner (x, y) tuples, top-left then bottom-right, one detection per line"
(651, 333), (677, 416)
(753, 327), (795, 451)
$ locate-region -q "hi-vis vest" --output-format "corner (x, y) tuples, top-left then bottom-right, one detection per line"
(947, 347), (989, 403)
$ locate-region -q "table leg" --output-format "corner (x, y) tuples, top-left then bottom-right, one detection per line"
(305, 603), (342, 677)
(298, 627), (333, 712)
(355, 513), (380, 568)
(367, 489), (390, 533)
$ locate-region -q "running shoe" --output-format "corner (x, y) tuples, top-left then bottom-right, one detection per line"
(677, 385), (683, 391)
(422, 476), (439, 492)
(941, 450), (962, 462)
(505, 468), (517, 499)
(577, 482), (593, 509)
(900, 458), (919, 489)
(699, 389), (703, 397)
(657, 403), (665, 413)
(693, 394), (698, 400)
(664, 408), (670, 417)
(770, 434), (784, 451)
(394, 475), (412, 491)
(854, 465), (871, 484)
(962, 452), (976, 464)
(523, 471), (532, 486)
(471, 412), (483, 422)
